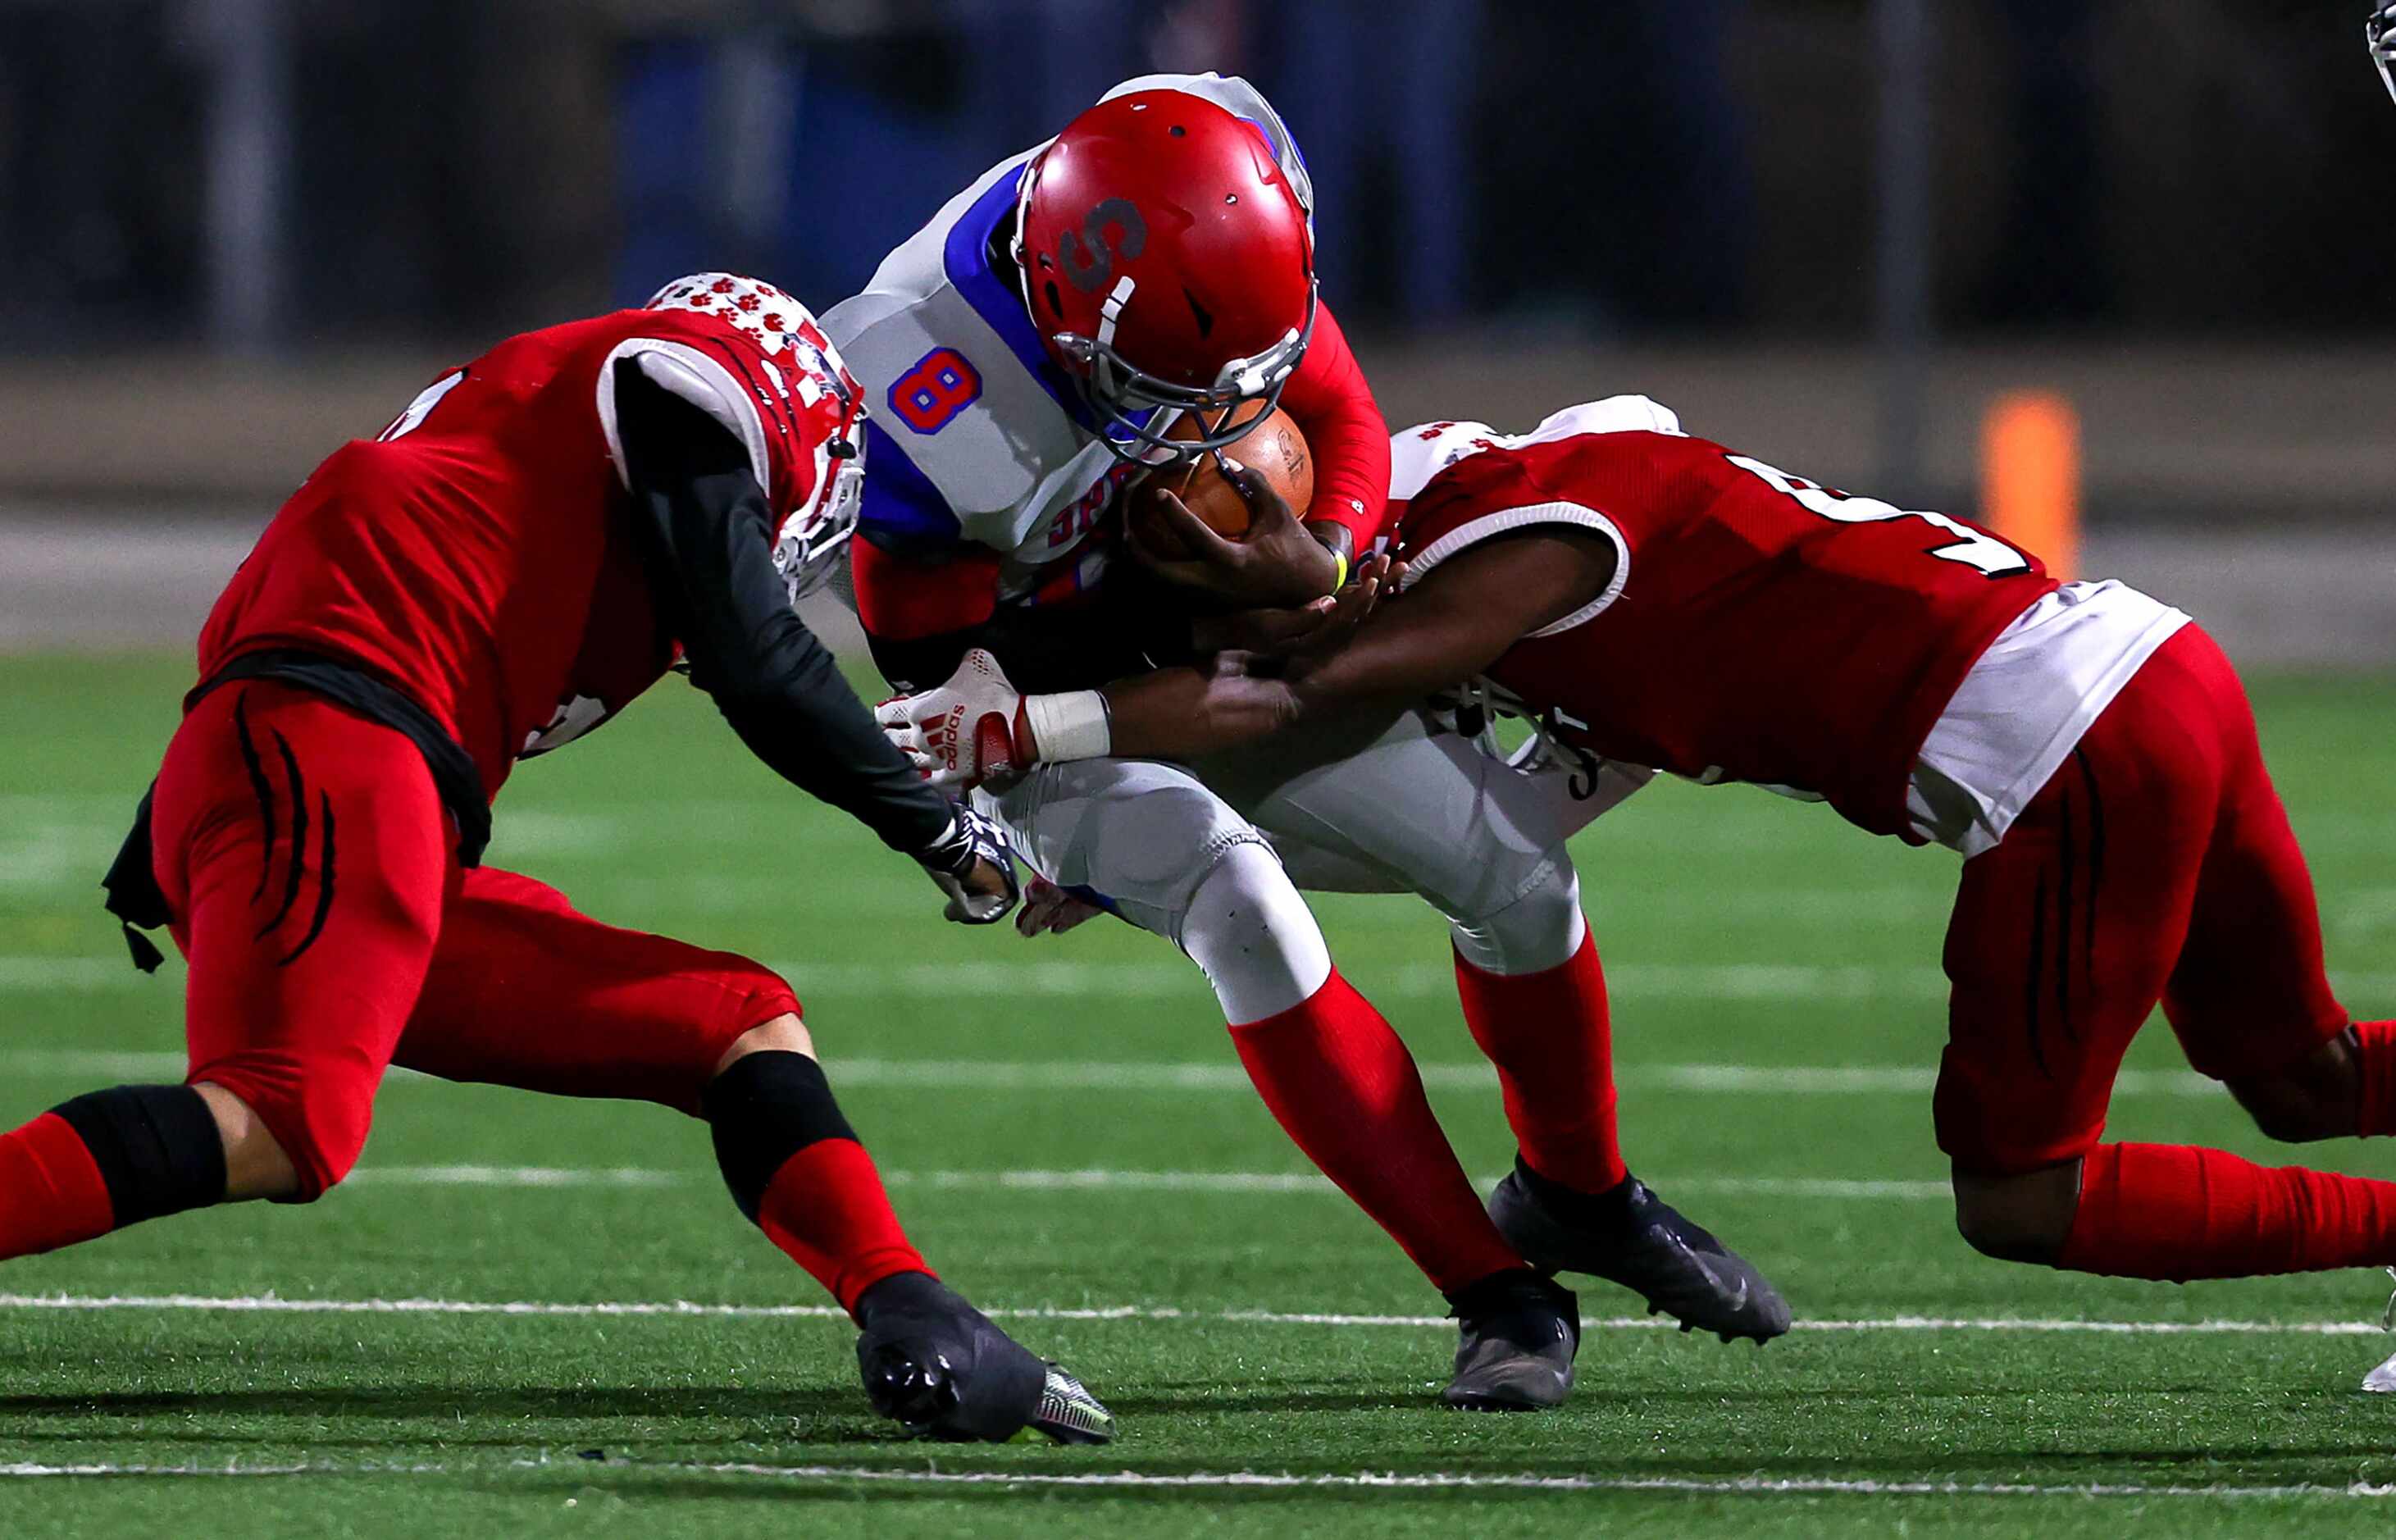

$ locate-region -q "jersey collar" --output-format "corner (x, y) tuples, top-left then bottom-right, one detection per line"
(942, 163), (1156, 445)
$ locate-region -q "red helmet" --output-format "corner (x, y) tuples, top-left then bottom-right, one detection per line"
(1011, 89), (1317, 462)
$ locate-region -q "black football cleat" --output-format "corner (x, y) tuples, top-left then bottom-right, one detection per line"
(853, 1273), (1115, 1444)
(1440, 1269), (1580, 1412)
(1487, 1158), (1792, 1344)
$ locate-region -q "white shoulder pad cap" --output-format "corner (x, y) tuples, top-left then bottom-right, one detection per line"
(1098, 71), (1313, 219)
(594, 339), (774, 498)
(1523, 395), (1683, 442)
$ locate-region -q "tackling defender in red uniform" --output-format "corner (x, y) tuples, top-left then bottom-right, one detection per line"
(887, 397), (2396, 1376)
(0, 275), (1112, 1444)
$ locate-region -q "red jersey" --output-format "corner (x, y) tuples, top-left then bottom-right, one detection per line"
(1393, 400), (2060, 841)
(198, 288), (827, 801)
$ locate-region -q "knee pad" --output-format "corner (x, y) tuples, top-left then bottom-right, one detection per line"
(51, 1084), (226, 1224)
(1449, 859), (1587, 976)
(1178, 842), (1332, 1025)
(984, 759), (1266, 941)
(702, 1050), (857, 1222)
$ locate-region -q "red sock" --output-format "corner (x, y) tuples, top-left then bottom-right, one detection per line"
(2059, 1141), (2396, 1279)
(0, 1112), (116, 1260)
(1229, 970), (1525, 1292)
(754, 1138), (931, 1314)
(1454, 931), (1627, 1193)
(2353, 1021), (2396, 1135)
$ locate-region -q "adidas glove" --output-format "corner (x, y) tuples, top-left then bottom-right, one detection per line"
(877, 649), (1110, 791)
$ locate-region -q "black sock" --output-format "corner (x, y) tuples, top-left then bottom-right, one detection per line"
(1516, 1155), (1639, 1228)
(51, 1084), (227, 1225)
(699, 1050), (858, 1222)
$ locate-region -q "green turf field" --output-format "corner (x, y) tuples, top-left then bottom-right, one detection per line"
(2, 654), (2394, 1538)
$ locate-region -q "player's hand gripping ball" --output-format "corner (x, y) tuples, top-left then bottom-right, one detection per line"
(1125, 405), (1338, 608)
(1137, 401), (1314, 542)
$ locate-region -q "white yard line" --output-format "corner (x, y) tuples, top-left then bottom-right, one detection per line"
(342, 1164), (685, 1188)
(639, 1461), (2396, 1501)
(0, 958), (131, 991)
(337, 1166), (1952, 1201)
(1672, 1175), (1952, 1200)
(11, 953), (2391, 1005)
(3, 1050), (193, 1078)
(0, 1291), (2382, 1337)
(0, 1050), (440, 1082)
(0, 1461), (440, 1478)
(0, 1292), (856, 1320)
(0, 1046), (2234, 1098)
(0, 1462), (335, 1478)
(2, 1456), (2389, 1501)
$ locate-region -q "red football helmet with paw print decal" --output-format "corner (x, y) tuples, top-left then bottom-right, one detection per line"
(645, 272), (867, 599)
(1010, 91), (1316, 464)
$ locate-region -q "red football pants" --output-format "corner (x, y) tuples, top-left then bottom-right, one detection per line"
(1934, 626), (2351, 1173)
(154, 682), (799, 1198)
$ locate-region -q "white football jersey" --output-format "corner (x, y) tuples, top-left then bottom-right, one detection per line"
(825, 72), (1310, 608)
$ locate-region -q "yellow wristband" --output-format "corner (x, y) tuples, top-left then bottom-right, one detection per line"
(1330, 551), (1350, 592)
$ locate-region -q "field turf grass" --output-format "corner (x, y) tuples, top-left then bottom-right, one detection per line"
(2, 653), (2394, 1538)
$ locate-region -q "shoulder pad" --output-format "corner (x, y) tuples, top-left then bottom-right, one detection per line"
(1524, 396), (1684, 442)
(1096, 72), (1313, 222)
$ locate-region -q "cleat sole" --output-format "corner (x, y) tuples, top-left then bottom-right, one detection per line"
(1442, 1394), (1555, 1414)
(1027, 1365), (1118, 1446)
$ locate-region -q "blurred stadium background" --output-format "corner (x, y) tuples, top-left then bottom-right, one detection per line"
(2, 0), (2389, 664)
(2, 5), (2393, 1524)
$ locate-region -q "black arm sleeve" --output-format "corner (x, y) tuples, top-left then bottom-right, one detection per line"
(612, 359), (954, 855)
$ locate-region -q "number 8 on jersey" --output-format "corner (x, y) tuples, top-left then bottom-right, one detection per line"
(888, 348), (983, 435)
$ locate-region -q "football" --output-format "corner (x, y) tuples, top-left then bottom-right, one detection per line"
(1134, 401), (1314, 541)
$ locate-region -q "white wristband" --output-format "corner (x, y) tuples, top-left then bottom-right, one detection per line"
(1023, 690), (1111, 763)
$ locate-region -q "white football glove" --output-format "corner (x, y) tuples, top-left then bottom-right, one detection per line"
(2375, 4), (2396, 104)
(877, 649), (1028, 791)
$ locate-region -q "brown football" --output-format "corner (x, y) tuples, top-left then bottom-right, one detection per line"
(1132, 401), (1314, 542)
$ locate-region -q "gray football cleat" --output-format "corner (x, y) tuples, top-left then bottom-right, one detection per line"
(2362, 1269), (2396, 1392)
(1441, 1269), (1580, 1412)
(854, 1272), (1116, 1444)
(1489, 1158), (1792, 1344)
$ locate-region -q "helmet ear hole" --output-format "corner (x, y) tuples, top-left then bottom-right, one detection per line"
(1043, 280), (1064, 319)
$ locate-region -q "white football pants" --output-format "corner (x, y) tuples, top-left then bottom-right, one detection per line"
(971, 707), (1650, 1022)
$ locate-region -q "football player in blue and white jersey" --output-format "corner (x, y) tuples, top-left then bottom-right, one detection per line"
(835, 75), (1789, 1410)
